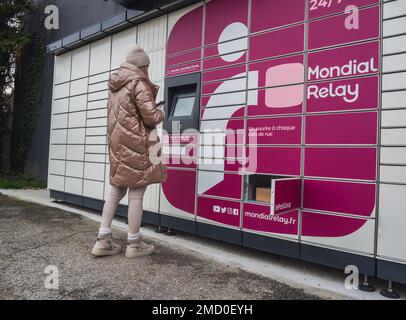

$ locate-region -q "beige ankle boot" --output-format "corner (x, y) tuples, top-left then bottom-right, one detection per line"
(91, 233), (122, 257)
(125, 238), (155, 259)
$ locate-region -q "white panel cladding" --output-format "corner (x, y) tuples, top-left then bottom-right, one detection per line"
(89, 72), (110, 85)
(380, 166), (406, 184)
(383, 53), (406, 73)
(70, 78), (88, 96)
(85, 136), (106, 145)
(87, 108), (107, 119)
(83, 180), (105, 200)
(53, 98), (69, 114)
(381, 147), (406, 165)
(384, 0), (406, 20)
(382, 72), (406, 91)
(383, 16), (406, 37)
(50, 144), (66, 160)
(69, 94), (87, 112)
(85, 153), (106, 163)
(88, 90), (109, 101)
(54, 83), (70, 99)
(144, 184), (160, 212)
(54, 52), (71, 84)
(68, 111), (86, 128)
(52, 114), (68, 129)
(381, 128), (406, 145)
(86, 145), (106, 154)
(137, 16), (167, 52)
(383, 34), (406, 55)
(149, 50), (166, 83)
(48, 174), (65, 191)
(88, 81), (108, 93)
(86, 126), (106, 136)
(381, 109), (406, 127)
(382, 91), (406, 109)
(65, 161), (84, 178)
(66, 145), (85, 161)
(90, 37), (112, 75)
(87, 117), (107, 128)
(65, 177), (83, 196)
(378, 184), (406, 262)
(50, 129), (67, 145)
(111, 26), (138, 70)
(49, 159), (65, 175)
(138, 16), (167, 83)
(67, 128), (85, 144)
(71, 45), (90, 80)
(87, 99), (108, 110)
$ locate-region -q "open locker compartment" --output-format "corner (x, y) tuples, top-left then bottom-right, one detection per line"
(245, 174), (301, 215)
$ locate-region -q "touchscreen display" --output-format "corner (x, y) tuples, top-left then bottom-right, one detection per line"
(173, 96), (196, 117)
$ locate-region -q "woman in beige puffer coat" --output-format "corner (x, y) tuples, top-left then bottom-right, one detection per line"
(92, 44), (166, 259)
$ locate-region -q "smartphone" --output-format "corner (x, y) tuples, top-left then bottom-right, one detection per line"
(157, 100), (166, 107)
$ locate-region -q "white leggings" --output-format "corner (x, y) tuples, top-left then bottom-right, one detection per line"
(100, 185), (147, 234)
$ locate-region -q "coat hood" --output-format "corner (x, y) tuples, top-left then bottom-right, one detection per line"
(108, 62), (148, 93)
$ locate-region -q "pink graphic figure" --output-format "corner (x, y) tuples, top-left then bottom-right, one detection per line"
(199, 22), (304, 196)
(265, 63), (304, 108)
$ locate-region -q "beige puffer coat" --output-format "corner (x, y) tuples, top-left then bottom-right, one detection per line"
(107, 62), (167, 188)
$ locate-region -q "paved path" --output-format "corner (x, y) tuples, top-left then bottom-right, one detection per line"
(0, 194), (324, 300)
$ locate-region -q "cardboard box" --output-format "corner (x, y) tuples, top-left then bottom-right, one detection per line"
(256, 187), (272, 203)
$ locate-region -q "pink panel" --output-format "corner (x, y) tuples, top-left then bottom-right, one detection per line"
(202, 80), (243, 95)
(165, 155), (197, 169)
(308, 6), (380, 50)
(201, 106), (245, 120)
(309, 0), (379, 20)
(249, 54), (304, 89)
(251, 0), (306, 33)
(162, 169), (196, 215)
(274, 179), (301, 215)
(307, 76), (379, 113)
(303, 179), (376, 217)
(247, 87), (303, 117)
(225, 145), (245, 159)
(302, 211), (368, 238)
(308, 41), (380, 82)
(246, 147), (301, 176)
(167, 6), (203, 55)
(306, 112), (378, 145)
(166, 49), (201, 67)
(204, 0), (249, 45)
(203, 52), (246, 70)
(249, 24), (305, 61)
(247, 116), (302, 145)
(163, 133), (199, 146)
(202, 64), (246, 83)
(305, 147), (377, 181)
(166, 62), (201, 78)
(243, 203), (298, 235)
(197, 197), (241, 227)
(224, 158), (244, 172)
(201, 173), (242, 200)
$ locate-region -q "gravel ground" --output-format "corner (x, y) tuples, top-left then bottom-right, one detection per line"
(0, 194), (323, 300)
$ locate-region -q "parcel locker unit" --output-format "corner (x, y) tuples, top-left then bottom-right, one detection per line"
(47, 0), (406, 285)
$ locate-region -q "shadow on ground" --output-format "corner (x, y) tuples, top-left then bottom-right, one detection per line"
(0, 194), (322, 300)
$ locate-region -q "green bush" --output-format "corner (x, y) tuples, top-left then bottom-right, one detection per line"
(0, 173), (46, 189)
